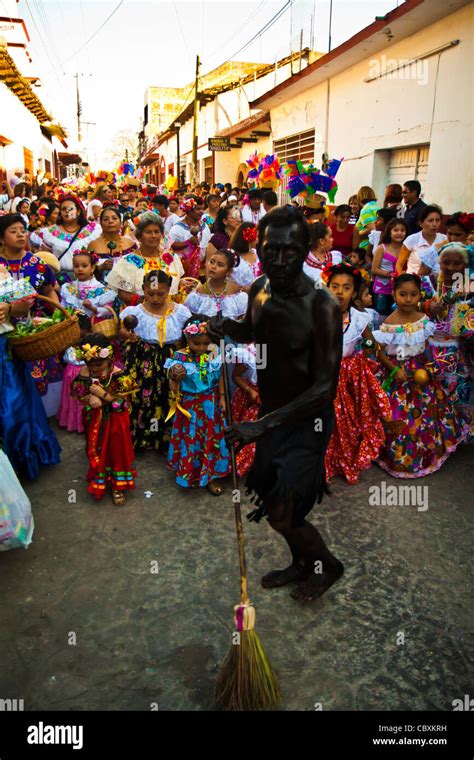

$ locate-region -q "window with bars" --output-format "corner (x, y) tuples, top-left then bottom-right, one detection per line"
(273, 129), (315, 203)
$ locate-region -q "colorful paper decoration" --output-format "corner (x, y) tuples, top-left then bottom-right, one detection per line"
(246, 153), (283, 189)
(285, 158), (344, 204)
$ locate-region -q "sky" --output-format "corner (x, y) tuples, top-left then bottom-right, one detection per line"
(11, 0), (399, 167)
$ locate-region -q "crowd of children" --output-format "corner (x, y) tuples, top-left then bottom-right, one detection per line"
(0, 177), (472, 524)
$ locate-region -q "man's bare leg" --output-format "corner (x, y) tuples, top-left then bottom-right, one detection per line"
(261, 497), (343, 601)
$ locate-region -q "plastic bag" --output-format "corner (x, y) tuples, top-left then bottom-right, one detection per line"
(0, 450), (34, 551)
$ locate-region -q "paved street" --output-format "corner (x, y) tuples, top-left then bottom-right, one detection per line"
(1, 424), (472, 711)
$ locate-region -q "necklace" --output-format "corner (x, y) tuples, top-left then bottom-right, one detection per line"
(204, 279), (228, 312)
(2, 249), (27, 279)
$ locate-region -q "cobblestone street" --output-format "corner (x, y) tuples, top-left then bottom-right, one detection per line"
(1, 425), (472, 711)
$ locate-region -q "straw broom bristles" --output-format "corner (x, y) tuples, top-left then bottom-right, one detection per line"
(214, 343), (282, 710)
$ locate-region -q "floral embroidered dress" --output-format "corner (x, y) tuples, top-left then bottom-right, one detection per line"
(120, 302), (191, 451)
(0, 251), (63, 414)
(228, 344), (260, 478)
(30, 222), (101, 271)
(427, 285), (473, 438)
(325, 308), (391, 484)
(71, 368), (138, 498)
(373, 316), (470, 477)
(106, 250), (184, 297)
(164, 350), (230, 487)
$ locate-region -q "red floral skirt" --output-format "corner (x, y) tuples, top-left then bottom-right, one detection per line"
(230, 383), (259, 477)
(325, 352), (391, 484)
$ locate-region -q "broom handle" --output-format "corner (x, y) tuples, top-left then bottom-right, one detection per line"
(221, 344), (249, 606)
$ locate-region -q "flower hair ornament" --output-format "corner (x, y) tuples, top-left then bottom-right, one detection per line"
(75, 343), (114, 361)
(73, 248), (99, 265)
(242, 225), (258, 243)
(180, 198), (199, 214)
(321, 261), (361, 287)
(183, 321), (209, 336)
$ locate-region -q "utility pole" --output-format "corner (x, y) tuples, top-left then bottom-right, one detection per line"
(75, 73), (82, 143)
(192, 54), (200, 185)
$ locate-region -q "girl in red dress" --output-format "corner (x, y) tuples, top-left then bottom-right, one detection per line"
(323, 263), (394, 484)
(71, 333), (138, 505)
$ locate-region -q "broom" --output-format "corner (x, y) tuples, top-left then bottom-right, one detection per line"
(214, 345), (282, 710)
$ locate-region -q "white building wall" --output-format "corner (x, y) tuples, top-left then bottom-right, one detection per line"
(0, 82), (53, 180)
(268, 4), (473, 212)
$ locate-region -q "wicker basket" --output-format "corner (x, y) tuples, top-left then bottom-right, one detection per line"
(91, 306), (119, 338)
(9, 295), (80, 362)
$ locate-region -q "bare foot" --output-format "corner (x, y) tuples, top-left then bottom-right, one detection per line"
(261, 564), (308, 589)
(290, 562), (344, 602)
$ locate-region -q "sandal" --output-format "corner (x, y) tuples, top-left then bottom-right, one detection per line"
(112, 490), (126, 506)
(207, 480), (224, 496)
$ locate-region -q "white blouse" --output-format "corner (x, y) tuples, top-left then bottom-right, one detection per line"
(343, 308), (371, 357)
(230, 255), (262, 288)
(227, 344), (258, 385)
(185, 289), (248, 318)
(373, 316), (435, 358)
(120, 302), (191, 344)
(403, 232), (447, 274)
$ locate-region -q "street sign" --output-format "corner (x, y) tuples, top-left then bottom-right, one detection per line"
(208, 137), (231, 152)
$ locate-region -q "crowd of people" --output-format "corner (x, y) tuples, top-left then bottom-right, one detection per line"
(0, 172), (472, 523)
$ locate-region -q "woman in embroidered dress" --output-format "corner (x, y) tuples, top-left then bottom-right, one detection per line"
(30, 195), (101, 281)
(88, 205), (137, 281)
(106, 215), (190, 306)
(165, 315), (230, 495)
(0, 216), (61, 478)
(323, 263), (392, 484)
(184, 249), (248, 318)
(374, 273), (470, 477)
(227, 223), (262, 290)
(120, 270), (191, 452)
(0, 213), (64, 414)
(71, 334), (138, 505)
(303, 222), (342, 286)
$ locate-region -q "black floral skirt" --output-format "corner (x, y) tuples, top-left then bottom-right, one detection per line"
(125, 339), (176, 452)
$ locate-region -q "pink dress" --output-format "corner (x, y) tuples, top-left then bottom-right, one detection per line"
(57, 347), (85, 433)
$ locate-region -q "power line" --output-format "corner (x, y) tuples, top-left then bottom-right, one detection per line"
(203, 0), (269, 65)
(218, 0), (294, 70)
(59, 0), (124, 67)
(173, 1), (192, 59)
